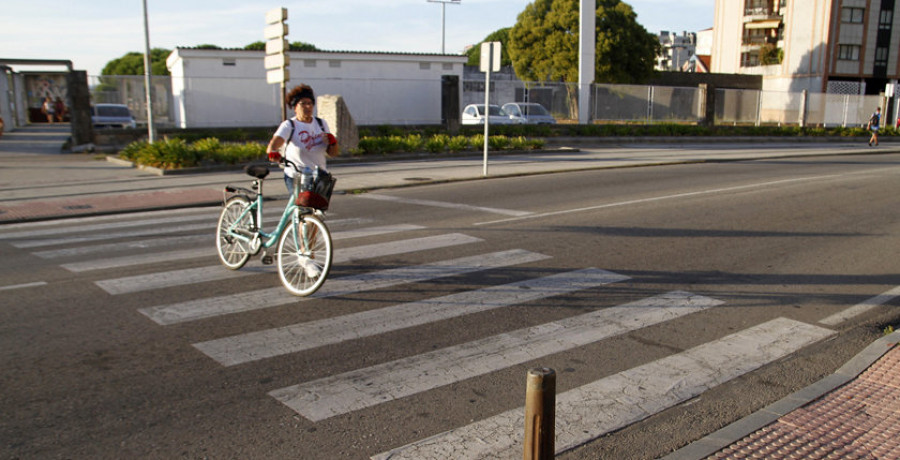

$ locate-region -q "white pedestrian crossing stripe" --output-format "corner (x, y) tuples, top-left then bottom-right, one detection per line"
(138, 249), (549, 325)
(269, 290), (722, 422)
(194, 268), (630, 366)
(97, 233), (483, 293)
(64, 224), (427, 273)
(371, 318), (834, 460)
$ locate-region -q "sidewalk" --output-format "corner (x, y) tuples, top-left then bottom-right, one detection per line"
(1, 124), (899, 459)
(665, 331), (900, 460)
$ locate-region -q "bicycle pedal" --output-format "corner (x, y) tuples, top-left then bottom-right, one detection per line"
(261, 254), (274, 265)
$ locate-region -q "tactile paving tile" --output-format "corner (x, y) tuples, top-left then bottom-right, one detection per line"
(704, 346), (900, 459)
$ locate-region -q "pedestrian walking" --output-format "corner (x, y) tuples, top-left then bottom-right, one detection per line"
(54, 97), (66, 122)
(41, 96), (56, 124)
(867, 107), (881, 147)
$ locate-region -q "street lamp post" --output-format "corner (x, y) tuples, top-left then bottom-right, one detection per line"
(142, 0), (156, 142)
(426, 0), (460, 54)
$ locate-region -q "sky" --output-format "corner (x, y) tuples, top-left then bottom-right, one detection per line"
(0, 0), (714, 77)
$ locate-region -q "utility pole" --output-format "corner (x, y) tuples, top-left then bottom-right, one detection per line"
(426, 0), (461, 53)
(142, 0), (156, 142)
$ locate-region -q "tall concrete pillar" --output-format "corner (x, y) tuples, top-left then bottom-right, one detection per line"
(578, 0), (595, 124)
(441, 75), (460, 134)
(317, 94), (359, 155)
(66, 70), (93, 147)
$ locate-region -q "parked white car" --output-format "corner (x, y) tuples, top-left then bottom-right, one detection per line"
(91, 104), (137, 129)
(501, 102), (556, 124)
(461, 104), (514, 125)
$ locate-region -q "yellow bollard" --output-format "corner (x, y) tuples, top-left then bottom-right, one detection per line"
(523, 367), (556, 460)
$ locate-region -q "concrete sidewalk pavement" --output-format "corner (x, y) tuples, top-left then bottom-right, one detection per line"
(1, 124), (899, 459)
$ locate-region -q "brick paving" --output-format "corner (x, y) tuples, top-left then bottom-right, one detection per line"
(704, 345), (900, 460)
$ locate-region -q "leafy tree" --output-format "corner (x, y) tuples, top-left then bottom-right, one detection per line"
(465, 28), (512, 67)
(245, 41), (318, 51)
(289, 41), (319, 51)
(508, 0), (658, 84)
(101, 48), (171, 76)
(194, 44), (222, 50)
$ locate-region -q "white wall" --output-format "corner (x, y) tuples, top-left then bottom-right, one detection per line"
(0, 69), (13, 131)
(167, 49), (466, 128)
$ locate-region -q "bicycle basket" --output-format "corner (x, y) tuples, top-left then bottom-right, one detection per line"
(294, 169), (336, 211)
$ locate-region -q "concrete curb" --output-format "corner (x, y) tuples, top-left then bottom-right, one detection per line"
(661, 330), (900, 460)
(103, 148), (579, 176)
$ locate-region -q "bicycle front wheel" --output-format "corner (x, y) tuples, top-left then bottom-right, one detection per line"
(277, 212), (333, 296)
(216, 196), (255, 270)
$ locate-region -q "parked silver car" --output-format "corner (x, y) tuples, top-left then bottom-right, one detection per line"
(501, 102), (556, 124)
(461, 104), (515, 125)
(91, 104), (137, 129)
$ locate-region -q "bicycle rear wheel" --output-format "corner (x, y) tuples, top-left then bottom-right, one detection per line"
(216, 196), (255, 270)
(277, 211), (333, 296)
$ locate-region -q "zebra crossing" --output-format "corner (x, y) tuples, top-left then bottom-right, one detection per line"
(0, 206), (837, 458)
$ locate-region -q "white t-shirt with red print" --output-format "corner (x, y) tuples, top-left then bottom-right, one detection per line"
(274, 117), (331, 178)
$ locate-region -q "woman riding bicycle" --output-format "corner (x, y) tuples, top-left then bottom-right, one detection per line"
(266, 84), (339, 194)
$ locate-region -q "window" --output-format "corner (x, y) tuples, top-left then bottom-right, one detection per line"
(442, 63), (453, 71)
(419, 62), (431, 70)
(838, 44), (860, 60)
(880, 9), (893, 30)
(222, 58), (236, 66)
(841, 7), (864, 23)
(329, 60), (341, 68)
(304, 60), (316, 68)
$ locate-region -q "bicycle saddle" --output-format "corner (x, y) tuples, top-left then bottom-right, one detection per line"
(244, 164), (270, 179)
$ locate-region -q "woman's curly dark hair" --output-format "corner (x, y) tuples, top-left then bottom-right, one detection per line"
(286, 84), (315, 108)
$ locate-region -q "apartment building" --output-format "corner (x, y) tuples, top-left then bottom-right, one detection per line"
(712, 0), (900, 95)
(655, 31), (697, 71)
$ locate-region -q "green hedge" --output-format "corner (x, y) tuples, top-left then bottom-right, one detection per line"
(118, 134), (544, 169)
(117, 123), (893, 170)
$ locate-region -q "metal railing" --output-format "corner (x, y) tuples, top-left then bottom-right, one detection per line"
(88, 74), (884, 129)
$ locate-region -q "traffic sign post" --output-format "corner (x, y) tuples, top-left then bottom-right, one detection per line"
(265, 7), (289, 120)
(480, 41), (501, 177)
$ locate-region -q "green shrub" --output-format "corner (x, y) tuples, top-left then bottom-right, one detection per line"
(488, 135), (511, 150)
(425, 134), (450, 153)
(446, 135), (470, 152)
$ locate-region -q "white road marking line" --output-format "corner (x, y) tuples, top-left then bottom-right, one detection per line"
(0, 212), (219, 240)
(61, 247), (214, 272)
(331, 224), (425, 239)
(33, 235), (210, 259)
(475, 174), (845, 226)
(11, 222), (213, 249)
(60, 224), (426, 272)
(820, 285), (900, 326)
(371, 317), (834, 460)
(138, 249), (549, 325)
(272, 291), (723, 422)
(195, 268), (629, 366)
(0, 281), (48, 291)
(9, 214), (366, 249)
(359, 193), (533, 217)
(96, 233), (482, 294)
(0, 206), (216, 232)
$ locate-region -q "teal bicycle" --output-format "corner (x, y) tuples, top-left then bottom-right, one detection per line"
(216, 160), (334, 296)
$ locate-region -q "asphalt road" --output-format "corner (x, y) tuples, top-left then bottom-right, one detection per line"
(2, 153), (899, 459)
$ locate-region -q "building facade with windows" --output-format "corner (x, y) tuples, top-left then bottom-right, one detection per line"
(712, 0), (900, 95)
(655, 31), (698, 71)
